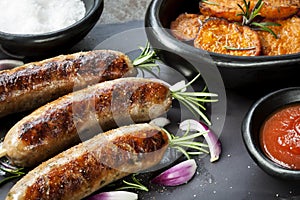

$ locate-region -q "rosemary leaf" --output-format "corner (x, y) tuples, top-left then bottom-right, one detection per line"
(171, 132), (207, 143)
(0, 162), (25, 185)
(183, 99), (211, 125)
(249, 0), (264, 22)
(174, 141), (209, 148)
(175, 91), (218, 97)
(132, 42), (161, 70)
(0, 175), (21, 185)
(236, 0), (280, 38)
(164, 124), (210, 159)
(184, 96), (207, 110)
(224, 46), (256, 51)
(252, 22), (278, 39)
(178, 144), (209, 154)
(117, 175), (148, 192)
(188, 152), (205, 155)
(258, 22), (281, 27)
(237, 4), (246, 16)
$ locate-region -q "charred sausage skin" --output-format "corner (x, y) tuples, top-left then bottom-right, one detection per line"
(6, 124), (169, 200)
(3, 77), (172, 167)
(0, 50), (135, 118)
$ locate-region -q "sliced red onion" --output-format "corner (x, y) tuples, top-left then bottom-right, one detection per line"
(151, 159), (197, 186)
(87, 191), (138, 200)
(149, 117), (171, 127)
(179, 119), (221, 162)
(169, 80), (186, 92)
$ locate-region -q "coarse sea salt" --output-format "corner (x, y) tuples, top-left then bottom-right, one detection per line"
(0, 0), (86, 34)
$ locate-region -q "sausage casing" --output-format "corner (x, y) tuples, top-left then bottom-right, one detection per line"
(0, 50), (135, 118)
(3, 77), (172, 167)
(5, 123), (169, 200)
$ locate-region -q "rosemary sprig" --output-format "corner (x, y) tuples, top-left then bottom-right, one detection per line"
(117, 174), (148, 192)
(170, 74), (218, 126)
(133, 47), (218, 125)
(237, 0), (262, 25)
(165, 125), (209, 160)
(236, 0), (281, 38)
(132, 42), (160, 72)
(0, 160), (25, 185)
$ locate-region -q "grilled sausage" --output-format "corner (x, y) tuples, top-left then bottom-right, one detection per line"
(0, 50), (136, 118)
(6, 123), (169, 200)
(3, 77), (172, 167)
(257, 16), (300, 55)
(194, 18), (261, 56)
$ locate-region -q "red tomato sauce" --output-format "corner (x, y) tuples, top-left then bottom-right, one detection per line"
(260, 104), (300, 170)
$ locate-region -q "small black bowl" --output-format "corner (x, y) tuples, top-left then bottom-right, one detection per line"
(144, 0), (300, 89)
(242, 87), (300, 181)
(0, 0), (103, 58)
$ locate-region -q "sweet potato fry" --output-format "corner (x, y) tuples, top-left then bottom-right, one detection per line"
(258, 0), (299, 19)
(170, 13), (208, 41)
(257, 16), (300, 55)
(199, 0), (245, 22)
(199, 0), (299, 22)
(194, 18), (261, 56)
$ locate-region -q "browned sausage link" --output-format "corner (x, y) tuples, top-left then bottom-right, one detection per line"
(3, 77), (172, 167)
(6, 124), (169, 200)
(0, 50), (136, 118)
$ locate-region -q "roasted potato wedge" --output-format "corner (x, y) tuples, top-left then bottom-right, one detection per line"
(194, 18), (261, 56)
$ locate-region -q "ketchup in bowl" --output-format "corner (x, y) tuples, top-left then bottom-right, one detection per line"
(260, 104), (300, 170)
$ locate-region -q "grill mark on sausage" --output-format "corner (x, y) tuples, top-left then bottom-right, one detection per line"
(4, 78), (172, 167)
(18, 81), (170, 146)
(0, 50), (135, 117)
(7, 124), (168, 200)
